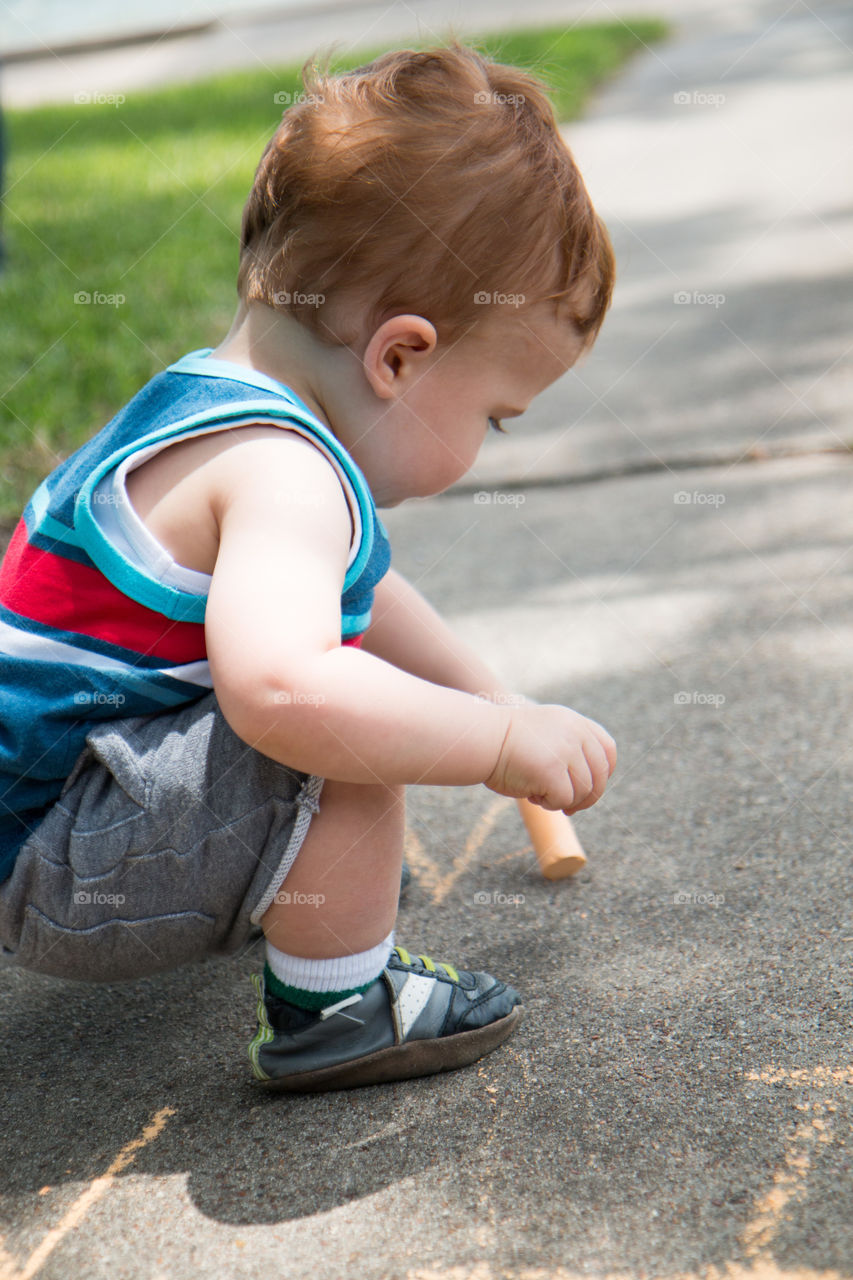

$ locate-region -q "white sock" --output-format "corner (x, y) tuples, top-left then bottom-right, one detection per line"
(265, 932), (395, 996)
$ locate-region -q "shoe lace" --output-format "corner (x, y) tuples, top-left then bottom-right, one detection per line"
(393, 945), (459, 983)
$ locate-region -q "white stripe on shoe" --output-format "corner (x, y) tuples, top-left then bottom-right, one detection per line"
(393, 973), (435, 1040)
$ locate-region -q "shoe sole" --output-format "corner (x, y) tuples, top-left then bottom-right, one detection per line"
(259, 1005), (524, 1093)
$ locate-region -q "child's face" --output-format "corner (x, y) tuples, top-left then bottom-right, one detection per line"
(360, 302), (590, 506)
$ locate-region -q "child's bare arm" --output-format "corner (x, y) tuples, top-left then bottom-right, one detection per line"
(360, 568), (510, 699)
(360, 569), (616, 812)
(205, 435), (510, 786)
(204, 434), (614, 809)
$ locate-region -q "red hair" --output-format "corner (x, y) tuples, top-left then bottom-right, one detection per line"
(238, 43), (615, 347)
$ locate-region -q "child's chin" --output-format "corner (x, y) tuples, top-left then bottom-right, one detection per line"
(378, 489), (417, 507)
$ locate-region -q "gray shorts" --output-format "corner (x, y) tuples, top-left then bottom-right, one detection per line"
(0, 691), (324, 982)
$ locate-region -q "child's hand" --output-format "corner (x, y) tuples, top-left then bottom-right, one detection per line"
(483, 703), (616, 815)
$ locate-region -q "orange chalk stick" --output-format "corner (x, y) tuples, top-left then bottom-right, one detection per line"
(516, 797), (588, 880)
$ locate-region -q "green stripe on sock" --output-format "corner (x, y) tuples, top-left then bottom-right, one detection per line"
(263, 963), (376, 1010)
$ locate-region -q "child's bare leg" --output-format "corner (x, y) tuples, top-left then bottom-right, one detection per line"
(249, 778), (521, 1092)
(259, 778), (405, 959)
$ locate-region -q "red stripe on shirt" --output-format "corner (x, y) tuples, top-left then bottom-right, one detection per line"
(0, 518), (207, 663)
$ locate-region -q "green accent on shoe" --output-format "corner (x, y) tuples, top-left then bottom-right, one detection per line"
(393, 945), (459, 983)
(248, 973), (275, 1081)
(262, 962), (375, 1011)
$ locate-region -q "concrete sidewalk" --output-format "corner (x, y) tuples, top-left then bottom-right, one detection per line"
(2, 451), (851, 1280)
(1, 2), (851, 1278)
(467, 0), (853, 489)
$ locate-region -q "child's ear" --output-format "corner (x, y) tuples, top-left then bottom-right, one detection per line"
(362, 315), (437, 398)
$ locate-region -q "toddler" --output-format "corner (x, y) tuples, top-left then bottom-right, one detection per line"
(0, 44), (616, 1092)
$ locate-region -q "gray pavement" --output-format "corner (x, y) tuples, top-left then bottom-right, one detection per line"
(1, 2), (852, 1278)
(466, 0), (853, 489)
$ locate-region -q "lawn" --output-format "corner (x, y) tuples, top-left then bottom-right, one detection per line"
(0, 18), (668, 524)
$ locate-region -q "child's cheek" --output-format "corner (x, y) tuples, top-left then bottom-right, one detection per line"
(413, 445), (471, 497)
(444, 436), (481, 488)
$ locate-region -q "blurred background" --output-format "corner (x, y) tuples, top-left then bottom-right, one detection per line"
(0, 0), (849, 528)
(0, 0), (676, 525)
(3, 0), (321, 53)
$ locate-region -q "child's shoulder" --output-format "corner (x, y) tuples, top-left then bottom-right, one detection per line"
(124, 423), (332, 579)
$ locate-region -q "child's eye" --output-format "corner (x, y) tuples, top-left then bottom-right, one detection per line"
(488, 416), (508, 434)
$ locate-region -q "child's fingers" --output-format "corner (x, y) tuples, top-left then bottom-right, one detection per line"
(529, 763), (586, 812)
(587, 735), (614, 795)
(559, 748), (594, 812)
(588, 720), (617, 775)
(540, 736), (609, 813)
(566, 737), (612, 813)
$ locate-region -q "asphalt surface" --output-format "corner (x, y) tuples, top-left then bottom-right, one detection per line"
(1, 1), (852, 1278)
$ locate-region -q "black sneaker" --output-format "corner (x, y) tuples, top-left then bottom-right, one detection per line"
(248, 945), (523, 1092)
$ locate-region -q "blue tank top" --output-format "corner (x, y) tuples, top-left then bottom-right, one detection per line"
(0, 349), (391, 880)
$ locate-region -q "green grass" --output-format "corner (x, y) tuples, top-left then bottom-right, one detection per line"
(0, 18), (668, 522)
